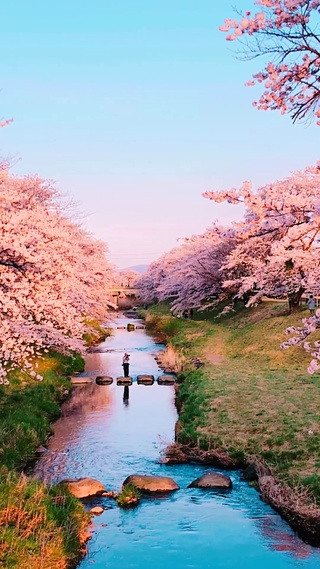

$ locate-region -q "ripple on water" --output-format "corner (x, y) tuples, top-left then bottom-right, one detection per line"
(35, 317), (320, 569)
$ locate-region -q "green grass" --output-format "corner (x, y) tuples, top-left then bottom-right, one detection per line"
(0, 469), (90, 569)
(145, 301), (320, 502)
(0, 351), (90, 568)
(83, 317), (111, 346)
(0, 352), (84, 470)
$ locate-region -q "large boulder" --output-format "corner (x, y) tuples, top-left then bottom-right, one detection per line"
(188, 472), (232, 489)
(60, 477), (106, 499)
(123, 474), (179, 493)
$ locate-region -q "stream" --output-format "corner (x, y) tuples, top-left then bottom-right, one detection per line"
(35, 317), (320, 569)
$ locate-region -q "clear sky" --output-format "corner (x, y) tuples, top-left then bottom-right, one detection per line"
(0, 1), (319, 268)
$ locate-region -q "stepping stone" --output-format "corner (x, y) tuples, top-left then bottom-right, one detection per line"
(127, 324), (135, 331)
(96, 376), (113, 385)
(137, 375), (154, 385)
(136, 325), (145, 329)
(117, 376), (133, 386)
(157, 375), (176, 385)
(117, 326), (126, 329)
(70, 375), (93, 385)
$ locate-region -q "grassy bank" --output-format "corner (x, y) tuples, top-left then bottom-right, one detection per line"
(83, 317), (111, 346)
(143, 302), (320, 502)
(0, 352), (91, 568)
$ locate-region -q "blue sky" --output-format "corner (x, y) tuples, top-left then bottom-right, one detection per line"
(1, 1), (319, 267)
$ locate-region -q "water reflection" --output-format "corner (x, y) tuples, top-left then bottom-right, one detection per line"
(34, 316), (320, 569)
(34, 383), (114, 483)
(123, 385), (130, 406)
(63, 383), (113, 416)
(259, 516), (316, 559)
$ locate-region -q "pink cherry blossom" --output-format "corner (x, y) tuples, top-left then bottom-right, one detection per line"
(220, 1), (320, 122)
(0, 170), (116, 382)
(137, 162), (320, 373)
(136, 225), (237, 313)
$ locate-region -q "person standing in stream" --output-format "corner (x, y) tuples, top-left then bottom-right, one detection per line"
(122, 353), (130, 377)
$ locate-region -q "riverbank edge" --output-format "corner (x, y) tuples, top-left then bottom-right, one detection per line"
(0, 351), (92, 569)
(142, 309), (320, 547)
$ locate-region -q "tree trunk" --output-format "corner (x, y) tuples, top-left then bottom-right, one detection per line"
(288, 288), (305, 313)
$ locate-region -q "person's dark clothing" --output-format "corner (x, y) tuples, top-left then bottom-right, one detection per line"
(123, 363), (129, 377)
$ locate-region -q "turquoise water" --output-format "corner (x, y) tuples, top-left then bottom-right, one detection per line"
(35, 318), (320, 568)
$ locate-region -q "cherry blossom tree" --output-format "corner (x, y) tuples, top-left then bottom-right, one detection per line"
(0, 118), (13, 128)
(134, 269), (158, 306)
(220, 1), (320, 123)
(118, 269), (140, 288)
(281, 311), (320, 374)
(136, 226), (236, 312)
(0, 173), (115, 383)
(203, 163), (320, 312)
(135, 249), (181, 306)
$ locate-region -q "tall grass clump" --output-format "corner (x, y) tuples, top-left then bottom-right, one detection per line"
(0, 469), (90, 569)
(116, 484), (141, 508)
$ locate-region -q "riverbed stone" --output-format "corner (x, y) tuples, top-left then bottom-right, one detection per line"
(157, 375), (176, 385)
(117, 376), (133, 386)
(102, 491), (116, 498)
(90, 506), (104, 515)
(70, 375), (93, 385)
(188, 472), (232, 490)
(123, 474), (180, 493)
(137, 375), (154, 385)
(60, 477), (106, 499)
(96, 376), (113, 385)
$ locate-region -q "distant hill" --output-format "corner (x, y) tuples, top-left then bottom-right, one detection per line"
(121, 264), (149, 274)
